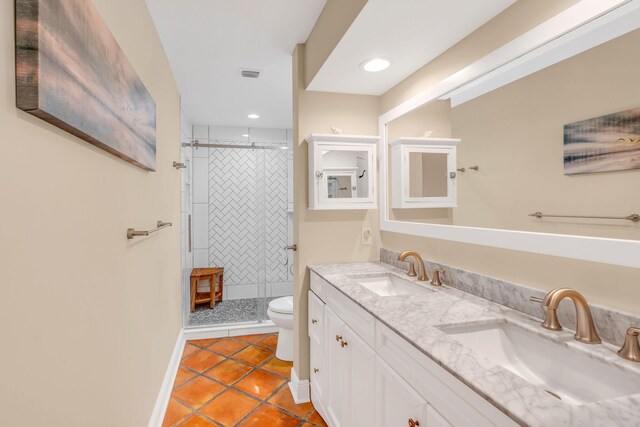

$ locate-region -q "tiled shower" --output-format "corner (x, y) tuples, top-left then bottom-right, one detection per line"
(181, 124), (293, 327)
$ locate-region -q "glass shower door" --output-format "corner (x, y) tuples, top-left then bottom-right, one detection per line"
(184, 128), (291, 328)
(206, 139), (264, 326)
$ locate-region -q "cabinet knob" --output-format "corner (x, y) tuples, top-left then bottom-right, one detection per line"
(408, 419), (420, 427)
(314, 368), (319, 373)
(340, 340), (348, 348)
(311, 319), (318, 324)
(335, 335), (342, 342)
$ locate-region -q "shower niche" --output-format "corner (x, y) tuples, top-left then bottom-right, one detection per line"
(306, 133), (378, 210)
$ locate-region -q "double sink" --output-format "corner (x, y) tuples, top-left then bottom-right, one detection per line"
(348, 273), (640, 406)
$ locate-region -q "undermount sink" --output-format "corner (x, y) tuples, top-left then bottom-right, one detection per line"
(439, 321), (640, 405)
(348, 273), (432, 297)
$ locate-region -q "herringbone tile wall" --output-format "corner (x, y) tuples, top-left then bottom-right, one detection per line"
(208, 144), (291, 300)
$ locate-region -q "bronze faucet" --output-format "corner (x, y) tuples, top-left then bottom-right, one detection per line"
(532, 288), (601, 344)
(397, 251), (429, 281)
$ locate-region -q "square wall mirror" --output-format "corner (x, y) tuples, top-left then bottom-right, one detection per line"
(379, 1), (640, 268)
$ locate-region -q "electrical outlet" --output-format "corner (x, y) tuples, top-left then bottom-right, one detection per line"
(361, 226), (372, 245)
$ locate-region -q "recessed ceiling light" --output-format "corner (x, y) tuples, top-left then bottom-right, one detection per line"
(248, 113), (260, 119)
(361, 58), (390, 72)
(242, 134), (249, 138)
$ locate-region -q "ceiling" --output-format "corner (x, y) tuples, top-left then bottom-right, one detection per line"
(147, 0), (516, 128)
(307, 0), (517, 95)
(146, 0), (326, 129)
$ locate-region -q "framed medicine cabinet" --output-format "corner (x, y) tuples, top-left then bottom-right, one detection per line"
(307, 134), (378, 210)
(391, 137), (460, 208)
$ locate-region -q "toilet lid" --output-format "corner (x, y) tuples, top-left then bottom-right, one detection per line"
(269, 296), (293, 314)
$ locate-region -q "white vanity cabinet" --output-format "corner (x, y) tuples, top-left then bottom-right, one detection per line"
(309, 271), (518, 427)
(391, 137), (460, 208)
(306, 134), (379, 210)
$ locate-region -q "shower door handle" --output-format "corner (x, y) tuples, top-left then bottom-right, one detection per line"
(188, 214), (192, 253)
(284, 244), (297, 251)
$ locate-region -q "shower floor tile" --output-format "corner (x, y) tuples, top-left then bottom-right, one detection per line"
(188, 297), (278, 327)
(162, 333), (328, 427)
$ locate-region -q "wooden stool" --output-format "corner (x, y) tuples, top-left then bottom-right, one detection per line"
(190, 268), (224, 312)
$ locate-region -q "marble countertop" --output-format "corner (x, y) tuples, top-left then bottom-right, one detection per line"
(308, 262), (640, 427)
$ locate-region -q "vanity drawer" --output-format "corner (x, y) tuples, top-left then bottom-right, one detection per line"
(310, 271), (327, 301)
(324, 280), (375, 348)
(375, 322), (517, 427)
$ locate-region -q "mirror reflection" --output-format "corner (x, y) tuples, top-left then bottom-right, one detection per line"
(408, 152), (449, 198)
(386, 29), (640, 240)
(322, 150), (369, 198)
(327, 174), (354, 198)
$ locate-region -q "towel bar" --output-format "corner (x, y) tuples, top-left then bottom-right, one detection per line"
(127, 220), (172, 239)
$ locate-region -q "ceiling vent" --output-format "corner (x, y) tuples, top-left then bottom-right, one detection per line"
(240, 69), (260, 79)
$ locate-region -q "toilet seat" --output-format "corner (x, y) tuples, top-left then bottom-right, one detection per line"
(268, 296), (293, 315)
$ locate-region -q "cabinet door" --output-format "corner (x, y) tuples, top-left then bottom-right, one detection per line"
(308, 291), (325, 352)
(326, 307), (348, 427)
(376, 356), (428, 427)
(343, 325), (375, 427)
(308, 291), (326, 408)
(427, 407), (453, 427)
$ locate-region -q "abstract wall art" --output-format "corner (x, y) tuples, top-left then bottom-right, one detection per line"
(15, 0), (157, 171)
(564, 107), (640, 175)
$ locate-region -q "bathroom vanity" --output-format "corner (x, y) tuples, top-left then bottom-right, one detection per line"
(307, 262), (640, 427)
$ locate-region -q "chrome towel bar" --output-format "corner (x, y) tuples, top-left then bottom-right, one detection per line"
(529, 212), (640, 223)
(127, 220), (172, 239)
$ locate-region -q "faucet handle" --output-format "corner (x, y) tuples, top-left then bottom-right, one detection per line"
(405, 261), (417, 277)
(431, 269), (445, 286)
(618, 327), (640, 362)
(529, 295), (563, 330)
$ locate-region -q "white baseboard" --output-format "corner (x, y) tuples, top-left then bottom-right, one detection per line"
(288, 367), (310, 404)
(147, 329), (185, 427)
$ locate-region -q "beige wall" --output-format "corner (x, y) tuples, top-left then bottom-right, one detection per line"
(293, 44), (380, 380)
(304, 0), (369, 87)
(0, 0), (182, 425)
(451, 29), (640, 240)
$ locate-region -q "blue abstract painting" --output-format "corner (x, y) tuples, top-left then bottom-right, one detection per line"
(16, 0), (157, 171)
(564, 108), (640, 175)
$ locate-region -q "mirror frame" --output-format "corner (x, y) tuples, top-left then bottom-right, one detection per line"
(379, 0), (640, 269)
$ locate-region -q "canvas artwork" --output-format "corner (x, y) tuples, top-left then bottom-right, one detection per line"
(564, 107), (640, 175)
(15, 0), (157, 171)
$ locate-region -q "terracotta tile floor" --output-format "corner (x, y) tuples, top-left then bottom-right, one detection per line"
(163, 333), (328, 427)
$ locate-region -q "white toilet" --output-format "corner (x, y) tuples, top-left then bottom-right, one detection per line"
(267, 296), (294, 361)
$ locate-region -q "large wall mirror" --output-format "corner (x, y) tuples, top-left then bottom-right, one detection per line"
(379, 1), (640, 268)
